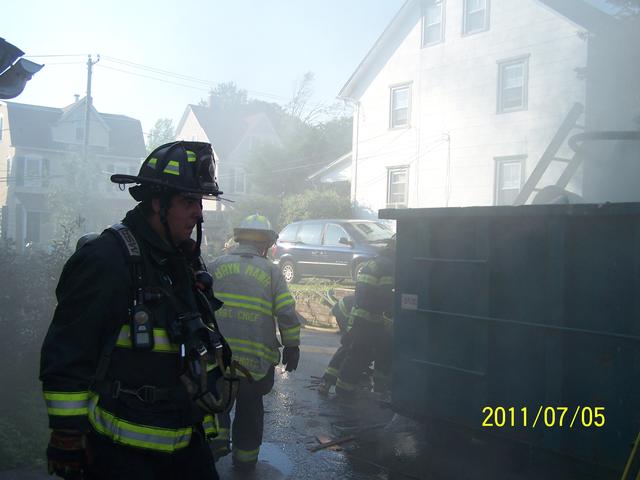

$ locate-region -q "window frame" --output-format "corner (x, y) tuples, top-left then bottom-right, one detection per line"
(389, 83), (412, 129)
(494, 155), (526, 206)
(296, 222), (324, 246)
(386, 165), (410, 209)
(233, 167), (246, 194)
(323, 223), (350, 247)
(463, 0), (490, 36)
(278, 223), (299, 243)
(497, 55), (530, 113)
(23, 155), (46, 188)
(25, 210), (42, 244)
(0, 113), (3, 142)
(422, 0), (445, 47)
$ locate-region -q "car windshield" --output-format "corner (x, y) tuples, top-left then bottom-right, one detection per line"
(351, 222), (393, 242)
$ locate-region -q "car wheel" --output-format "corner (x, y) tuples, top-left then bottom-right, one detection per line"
(281, 260), (299, 284)
(352, 260), (367, 282)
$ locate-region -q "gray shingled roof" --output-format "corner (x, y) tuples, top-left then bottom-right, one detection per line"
(186, 104), (256, 160)
(5, 100), (146, 158)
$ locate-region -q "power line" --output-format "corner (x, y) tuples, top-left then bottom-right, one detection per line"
(96, 64), (211, 92)
(24, 54), (89, 58)
(100, 56), (335, 107)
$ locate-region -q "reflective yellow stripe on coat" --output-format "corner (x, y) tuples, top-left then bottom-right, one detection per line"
(115, 325), (179, 353)
(88, 396), (192, 453)
(43, 391), (90, 417)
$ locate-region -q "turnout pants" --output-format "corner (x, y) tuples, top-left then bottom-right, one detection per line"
(85, 424), (218, 480)
(336, 321), (391, 397)
(323, 329), (355, 385)
(213, 366), (275, 468)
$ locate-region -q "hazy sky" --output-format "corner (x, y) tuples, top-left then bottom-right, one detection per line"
(3, 0), (405, 134)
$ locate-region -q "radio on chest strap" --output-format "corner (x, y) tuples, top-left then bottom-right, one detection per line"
(108, 223), (154, 350)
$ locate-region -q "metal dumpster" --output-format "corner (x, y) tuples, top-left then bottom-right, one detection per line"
(381, 203), (640, 474)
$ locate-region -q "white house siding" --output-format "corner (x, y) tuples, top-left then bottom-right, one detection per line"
(175, 110), (209, 143)
(350, 0), (589, 212)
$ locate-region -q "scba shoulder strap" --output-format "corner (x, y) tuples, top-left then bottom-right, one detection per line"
(92, 224), (152, 386)
(108, 223), (154, 351)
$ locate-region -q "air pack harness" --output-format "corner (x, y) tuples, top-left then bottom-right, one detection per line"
(90, 223), (245, 416)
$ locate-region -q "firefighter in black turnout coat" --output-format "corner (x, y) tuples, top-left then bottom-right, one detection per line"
(335, 237), (395, 398)
(40, 141), (232, 480)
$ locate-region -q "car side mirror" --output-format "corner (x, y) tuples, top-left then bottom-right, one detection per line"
(339, 236), (353, 247)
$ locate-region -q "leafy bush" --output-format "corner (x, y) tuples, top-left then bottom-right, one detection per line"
(279, 189), (351, 228)
(0, 241), (71, 470)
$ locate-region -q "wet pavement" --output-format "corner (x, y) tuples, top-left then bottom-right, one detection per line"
(214, 326), (397, 479)
(1, 327), (621, 479)
(214, 327), (621, 480)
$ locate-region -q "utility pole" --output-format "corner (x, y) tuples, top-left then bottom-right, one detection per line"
(83, 54), (100, 162)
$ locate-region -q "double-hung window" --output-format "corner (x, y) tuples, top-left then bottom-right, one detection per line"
(463, 0), (490, 35)
(423, 1), (444, 46)
(233, 167), (246, 194)
(390, 84), (411, 129)
(495, 156), (525, 205)
(387, 166), (409, 208)
(498, 56), (529, 113)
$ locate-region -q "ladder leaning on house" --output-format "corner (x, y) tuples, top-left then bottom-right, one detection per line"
(513, 102), (585, 206)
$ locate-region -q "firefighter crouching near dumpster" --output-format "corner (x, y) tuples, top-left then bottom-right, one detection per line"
(209, 214), (301, 472)
(318, 294), (356, 395)
(40, 141), (235, 480)
(335, 236), (395, 398)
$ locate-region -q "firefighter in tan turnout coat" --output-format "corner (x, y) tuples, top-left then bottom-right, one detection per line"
(209, 214), (301, 471)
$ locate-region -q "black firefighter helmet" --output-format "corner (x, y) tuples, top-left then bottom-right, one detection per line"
(111, 141), (222, 200)
(110, 141), (221, 252)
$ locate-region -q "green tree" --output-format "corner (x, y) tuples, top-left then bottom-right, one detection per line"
(246, 113), (352, 197)
(211, 82), (248, 109)
(146, 118), (175, 152)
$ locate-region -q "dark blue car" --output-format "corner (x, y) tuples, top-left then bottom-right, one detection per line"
(271, 219), (394, 283)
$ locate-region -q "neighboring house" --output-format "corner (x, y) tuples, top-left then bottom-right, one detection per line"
(339, 0), (640, 212)
(307, 151), (352, 185)
(175, 97), (282, 203)
(0, 98), (146, 250)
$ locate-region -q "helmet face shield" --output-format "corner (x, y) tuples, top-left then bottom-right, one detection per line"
(111, 141), (222, 200)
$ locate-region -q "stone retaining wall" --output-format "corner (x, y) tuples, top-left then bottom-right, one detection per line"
(292, 286), (354, 329)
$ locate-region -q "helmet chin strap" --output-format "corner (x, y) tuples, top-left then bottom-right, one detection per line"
(159, 195), (177, 251)
(196, 217), (203, 252)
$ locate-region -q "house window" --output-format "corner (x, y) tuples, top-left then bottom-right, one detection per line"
(495, 156), (525, 205)
(14, 156), (24, 186)
(390, 85), (411, 128)
(41, 158), (50, 188)
(233, 168), (246, 194)
(422, 1), (444, 46)
(25, 156), (43, 188)
(498, 56), (529, 113)
(387, 166), (409, 208)
(25, 211), (41, 244)
(0, 113), (3, 141)
(76, 126), (84, 142)
(463, 0), (489, 35)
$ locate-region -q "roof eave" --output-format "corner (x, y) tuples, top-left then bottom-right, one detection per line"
(338, 0), (414, 100)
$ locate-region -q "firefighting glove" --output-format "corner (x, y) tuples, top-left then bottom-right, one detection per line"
(282, 346), (300, 372)
(46, 430), (88, 479)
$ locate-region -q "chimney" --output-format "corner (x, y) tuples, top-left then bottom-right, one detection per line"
(74, 94), (80, 103)
(208, 89), (214, 109)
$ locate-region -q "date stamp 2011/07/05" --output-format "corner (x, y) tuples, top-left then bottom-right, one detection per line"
(482, 406), (605, 428)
